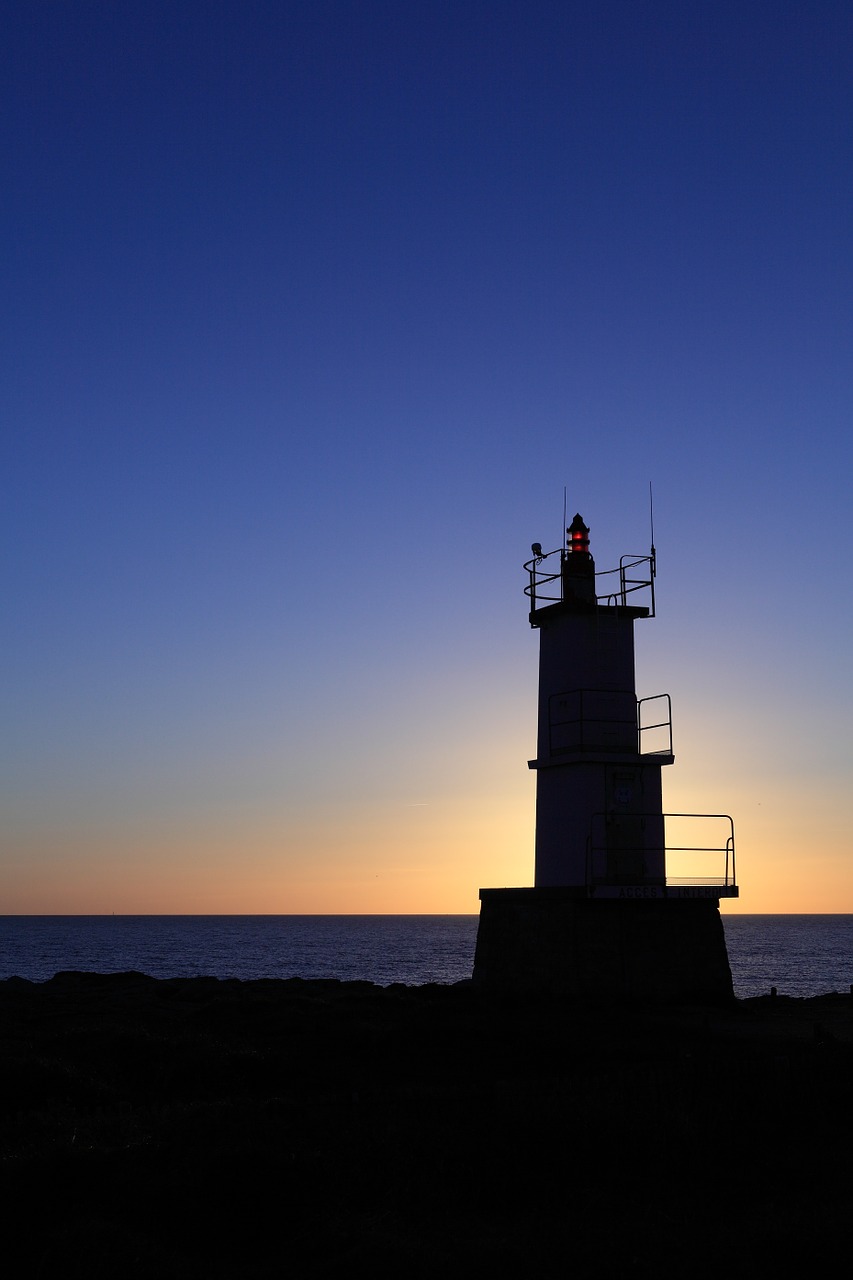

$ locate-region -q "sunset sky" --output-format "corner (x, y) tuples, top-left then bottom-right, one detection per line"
(3, 1), (851, 915)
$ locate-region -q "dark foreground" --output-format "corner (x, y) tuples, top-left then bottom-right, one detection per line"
(3, 973), (852, 1277)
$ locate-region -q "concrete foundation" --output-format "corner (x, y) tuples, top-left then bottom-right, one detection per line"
(473, 888), (734, 1001)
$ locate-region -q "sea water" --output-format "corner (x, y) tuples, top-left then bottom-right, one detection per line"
(0, 916), (477, 988)
(722, 915), (853, 999)
(1, 914), (851, 998)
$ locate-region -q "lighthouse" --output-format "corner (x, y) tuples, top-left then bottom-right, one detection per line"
(473, 511), (737, 999)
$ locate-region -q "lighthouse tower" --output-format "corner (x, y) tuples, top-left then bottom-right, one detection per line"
(473, 511), (737, 1000)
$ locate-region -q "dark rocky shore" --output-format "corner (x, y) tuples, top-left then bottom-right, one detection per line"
(3, 972), (852, 1277)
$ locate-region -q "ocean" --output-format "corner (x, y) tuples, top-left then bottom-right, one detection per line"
(1, 914), (851, 999)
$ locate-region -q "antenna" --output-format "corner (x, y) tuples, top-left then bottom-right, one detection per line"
(649, 480), (656, 577)
(562, 486), (567, 552)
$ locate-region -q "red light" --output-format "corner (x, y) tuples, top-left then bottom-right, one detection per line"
(567, 514), (590, 555)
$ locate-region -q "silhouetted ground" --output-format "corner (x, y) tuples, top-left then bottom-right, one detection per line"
(2, 972), (852, 1277)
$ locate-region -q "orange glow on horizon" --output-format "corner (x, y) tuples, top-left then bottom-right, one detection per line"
(4, 774), (851, 915)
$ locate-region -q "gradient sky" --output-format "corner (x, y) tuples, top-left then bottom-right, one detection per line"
(3, 1), (851, 915)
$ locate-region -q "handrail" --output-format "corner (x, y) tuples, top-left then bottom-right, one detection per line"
(585, 812), (736, 889)
(638, 693), (672, 757)
(524, 546), (564, 611)
(524, 546), (655, 617)
(548, 688), (672, 757)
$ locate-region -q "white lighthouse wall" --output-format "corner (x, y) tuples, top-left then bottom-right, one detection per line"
(532, 605), (668, 888)
(535, 609), (638, 763)
(534, 763), (606, 885)
(534, 761), (666, 887)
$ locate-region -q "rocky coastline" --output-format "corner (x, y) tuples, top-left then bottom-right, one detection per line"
(3, 971), (852, 1276)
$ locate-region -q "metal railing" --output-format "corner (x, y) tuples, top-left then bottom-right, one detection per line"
(637, 694), (673, 757)
(524, 547), (656, 616)
(586, 812), (736, 889)
(548, 689), (672, 757)
(523, 547), (563, 608)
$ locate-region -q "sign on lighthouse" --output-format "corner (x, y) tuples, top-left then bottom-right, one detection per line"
(473, 508), (737, 999)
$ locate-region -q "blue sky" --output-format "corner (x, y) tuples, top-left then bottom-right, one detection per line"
(3, 1), (851, 912)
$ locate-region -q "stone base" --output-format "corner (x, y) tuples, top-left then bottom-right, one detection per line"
(473, 887), (734, 1001)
